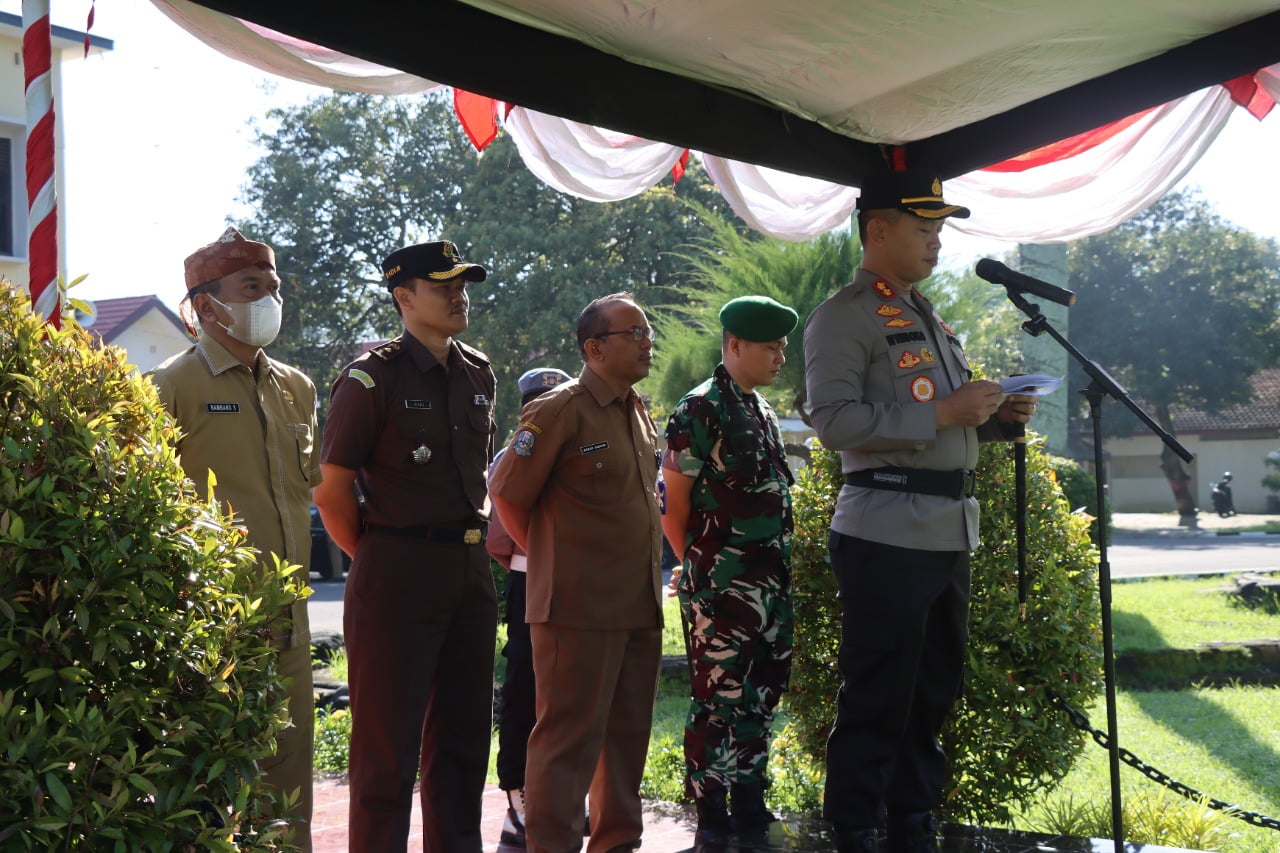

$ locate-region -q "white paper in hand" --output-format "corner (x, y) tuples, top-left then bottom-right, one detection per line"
(999, 374), (1063, 396)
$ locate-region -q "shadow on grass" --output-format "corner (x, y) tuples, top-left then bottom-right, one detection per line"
(1110, 608), (1167, 653)
(1108, 611), (1280, 811)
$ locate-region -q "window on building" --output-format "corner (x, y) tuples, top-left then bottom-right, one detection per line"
(0, 121), (25, 260)
(0, 136), (12, 257)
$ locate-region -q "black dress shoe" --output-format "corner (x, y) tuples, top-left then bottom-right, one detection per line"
(834, 826), (879, 853)
(887, 811), (938, 853)
(730, 781), (778, 838)
(694, 789), (733, 851)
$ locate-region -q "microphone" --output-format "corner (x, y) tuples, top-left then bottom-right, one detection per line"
(975, 258), (1076, 307)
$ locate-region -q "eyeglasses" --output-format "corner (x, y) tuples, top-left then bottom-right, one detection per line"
(596, 326), (656, 342)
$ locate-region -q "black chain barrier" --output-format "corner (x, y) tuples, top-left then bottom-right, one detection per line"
(1046, 688), (1280, 832)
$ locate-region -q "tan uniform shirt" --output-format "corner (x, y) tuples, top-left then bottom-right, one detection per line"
(489, 366), (663, 631)
(805, 268), (1006, 551)
(150, 334), (320, 647)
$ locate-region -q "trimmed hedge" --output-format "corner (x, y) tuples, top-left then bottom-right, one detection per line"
(0, 286), (304, 850)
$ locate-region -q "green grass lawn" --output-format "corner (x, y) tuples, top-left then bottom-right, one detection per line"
(1111, 573), (1280, 652)
(1010, 686), (1280, 853)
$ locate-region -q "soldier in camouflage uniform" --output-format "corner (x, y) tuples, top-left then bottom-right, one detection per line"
(661, 295), (799, 848)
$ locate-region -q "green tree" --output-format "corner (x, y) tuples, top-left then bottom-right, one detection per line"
(1066, 190), (1280, 517)
(236, 91), (734, 430)
(930, 268), (1026, 380)
(237, 92), (476, 398)
(649, 205), (859, 421)
(448, 135), (731, 430)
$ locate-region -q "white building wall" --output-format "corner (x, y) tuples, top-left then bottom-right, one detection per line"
(1105, 433), (1280, 514)
(109, 309), (192, 374)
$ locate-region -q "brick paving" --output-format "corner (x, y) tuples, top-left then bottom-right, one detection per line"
(310, 777), (696, 853)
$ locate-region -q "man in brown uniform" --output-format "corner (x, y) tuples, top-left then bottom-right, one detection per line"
(149, 226), (319, 849)
(313, 241), (498, 852)
(490, 292), (664, 853)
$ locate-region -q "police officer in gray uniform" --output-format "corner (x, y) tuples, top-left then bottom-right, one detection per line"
(804, 171), (1035, 853)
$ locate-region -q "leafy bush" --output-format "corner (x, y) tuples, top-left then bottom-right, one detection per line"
(787, 435), (1104, 824)
(765, 722), (824, 813)
(1046, 454), (1109, 543)
(0, 286), (304, 850)
(313, 709), (352, 775)
(1263, 450), (1280, 495)
(638, 732), (687, 803)
(1028, 791), (1232, 851)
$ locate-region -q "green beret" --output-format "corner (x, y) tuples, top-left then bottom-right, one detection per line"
(719, 296), (799, 343)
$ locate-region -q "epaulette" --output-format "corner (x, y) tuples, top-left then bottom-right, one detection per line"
(455, 339), (491, 366)
(369, 339), (403, 361)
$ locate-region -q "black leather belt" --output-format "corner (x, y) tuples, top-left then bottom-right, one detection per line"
(844, 467), (976, 500)
(366, 523), (487, 545)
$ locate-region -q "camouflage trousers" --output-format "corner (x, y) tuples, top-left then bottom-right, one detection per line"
(678, 563), (792, 799)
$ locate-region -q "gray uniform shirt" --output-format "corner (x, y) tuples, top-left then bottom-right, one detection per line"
(805, 268), (1005, 551)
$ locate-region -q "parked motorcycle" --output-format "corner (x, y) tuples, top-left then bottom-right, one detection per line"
(1209, 472), (1236, 517)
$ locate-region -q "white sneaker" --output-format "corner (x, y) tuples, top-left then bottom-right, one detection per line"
(501, 788), (526, 847)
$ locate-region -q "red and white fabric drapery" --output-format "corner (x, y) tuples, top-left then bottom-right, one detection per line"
(23, 0), (60, 327)
(153, 0), (1278, 245)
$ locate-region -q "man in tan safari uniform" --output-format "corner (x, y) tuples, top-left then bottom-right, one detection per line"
(150, 226), (319, 849)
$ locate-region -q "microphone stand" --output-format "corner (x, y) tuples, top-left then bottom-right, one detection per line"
(1014, 420), (1028, 621)
(1003, 286), (1193, 852)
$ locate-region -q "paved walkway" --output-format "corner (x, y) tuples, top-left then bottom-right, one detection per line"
(312, 778), (695, 852)
(1112, 512), (1277, 538)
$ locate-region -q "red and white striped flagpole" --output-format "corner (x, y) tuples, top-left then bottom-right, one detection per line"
(23, 0), (59, 328)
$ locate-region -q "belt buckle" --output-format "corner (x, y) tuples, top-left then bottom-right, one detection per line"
(463, 528), (482, 545)
(961, 469), (976, 498)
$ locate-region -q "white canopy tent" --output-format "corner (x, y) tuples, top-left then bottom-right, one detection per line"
(158, 0), (1280, 242)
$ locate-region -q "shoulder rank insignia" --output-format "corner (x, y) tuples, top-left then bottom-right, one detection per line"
(348, 368), (376, 389)
(940, 320), (956, 335)
(884, 317), (914, 329)
(873, 279), (897, 299)
(920, 347), (936, 364)
(897, 351), (922, 369)
(910, 375), (937, 402)
(370, 340), (402, 361)
(876, 304), (903, 317)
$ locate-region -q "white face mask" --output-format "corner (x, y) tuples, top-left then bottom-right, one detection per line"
(210, 293), (283, 348)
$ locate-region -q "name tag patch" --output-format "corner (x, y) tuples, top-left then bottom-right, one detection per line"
(886, 331), (927, 347)
(580, 441), (609, 454)
(404, 399), (432, 410)
(207, 403), (240, 413)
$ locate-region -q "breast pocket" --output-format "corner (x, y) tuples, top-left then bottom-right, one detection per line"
(721, 431), (766, 490)
(568, 444), (623, 504)
(468, 405), (494, 437)
(889, 343), (943, 404)
(287, 422), (314, 481)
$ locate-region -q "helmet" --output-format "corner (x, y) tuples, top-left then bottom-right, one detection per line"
(1221, 472), (1233, 482)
